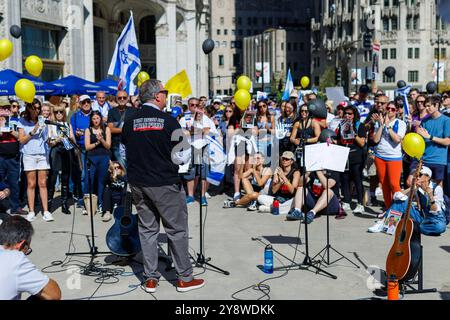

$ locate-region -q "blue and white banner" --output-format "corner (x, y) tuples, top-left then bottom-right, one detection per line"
(108, 11), (141, 96)
(282, 69), (294, 101)
(396, 84), (411, 122)
(206, 136), (226, 186)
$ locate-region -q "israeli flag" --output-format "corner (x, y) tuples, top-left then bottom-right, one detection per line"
(206, 136), (226, 186)
(108, 11), (141, 96)
(396, 85), (411, 122)
(282, 69), (294, 101)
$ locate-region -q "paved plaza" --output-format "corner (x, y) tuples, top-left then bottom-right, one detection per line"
(25, 194), (450, 300)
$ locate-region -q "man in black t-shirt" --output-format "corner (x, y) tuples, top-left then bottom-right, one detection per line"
(107, 90), (131, 169)
(122, 79), (204, 294)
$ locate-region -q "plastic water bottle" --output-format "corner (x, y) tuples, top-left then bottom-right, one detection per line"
(264, 244), (273, 274)
(272, 199), (279, 215)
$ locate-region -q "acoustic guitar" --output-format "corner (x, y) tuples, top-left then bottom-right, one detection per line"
(106, 192), (141, 257)
(386, 160), (422, 282)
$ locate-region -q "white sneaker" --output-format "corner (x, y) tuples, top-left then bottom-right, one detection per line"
(247, 201), (258, 211)
(26, 212), (36, 222)
(368, 220), (384, 233)
(42, 211), (54, 222)
(82, 209), (88, 215)
(342, 202), (352, 212)
(353, 204), (365, 214)
(258, 205), (271, 213)
(375, 187), (383, 197)
(205, 192), (211, 199)
(102, 211), (112, 222)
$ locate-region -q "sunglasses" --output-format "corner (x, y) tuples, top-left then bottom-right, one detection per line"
(345, 112), (354, 115)
(21, 241), (32, 256)
(82, 100), (91, 104)
(386, 107), (397, 112)
(225, 110), (233, 113)
(416, 100), (425, 104)
(54, 110), (64, 114)
(190, 103), (199, 107)
(11, 104), (19, 108)
(300, 109), (308, 113)
(117, 96), (128, 100)
(114, 166), (121, 170)
(281, 157), (292, 161)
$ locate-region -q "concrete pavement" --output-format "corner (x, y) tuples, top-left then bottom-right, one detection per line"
(24, 194), (450, 300)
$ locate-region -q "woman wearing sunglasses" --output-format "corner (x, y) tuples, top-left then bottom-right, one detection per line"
(47, 104), (74, 215)
(290, 104), (321, 148)
(18, 102), (52, 222)
(372, 101), (407, 211)
(336, 105), (366, 214)
(256, 100), (275, 158)
(279, 99), (297, 153)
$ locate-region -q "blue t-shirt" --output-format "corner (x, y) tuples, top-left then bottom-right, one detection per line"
(422, 115), (450, 165)
(70, 111), (91, 148)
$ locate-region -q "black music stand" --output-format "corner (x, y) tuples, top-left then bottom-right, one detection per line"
(312, 168), (360, 270)
(62, 126), (110, 271)
(402, 242), (437, 295)
(273, 117), (336, 279)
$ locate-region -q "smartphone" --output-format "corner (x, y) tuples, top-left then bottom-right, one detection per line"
(38, 115), (45, 127)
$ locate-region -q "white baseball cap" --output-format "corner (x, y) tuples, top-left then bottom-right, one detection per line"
(79, 95), (91, 103)
(420, 166), (432, 178)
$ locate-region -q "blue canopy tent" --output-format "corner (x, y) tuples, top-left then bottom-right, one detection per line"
(96, 79), (118, 95)
(0, 69), (57, 96)
(49, 75), (110, 96)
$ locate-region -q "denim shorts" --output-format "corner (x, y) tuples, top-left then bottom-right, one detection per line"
(182, 164), (209, 181)
(306, 192), (340, 215)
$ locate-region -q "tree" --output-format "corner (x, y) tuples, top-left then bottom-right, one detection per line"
(319, 66), (336, 92)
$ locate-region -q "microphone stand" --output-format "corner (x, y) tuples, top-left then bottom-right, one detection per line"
(274, 115), (336, 279)
(61, 124), (110, 271)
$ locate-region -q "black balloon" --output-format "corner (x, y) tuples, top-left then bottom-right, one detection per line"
(307, 99), (328, 119)
(384, 66), (396, 78)
(319, 129), (337, 143)
(10, 25), (21, 39)
(202, 39), (215, 55)
(426, 81), (437, 94)
(397, 80), (407, 88)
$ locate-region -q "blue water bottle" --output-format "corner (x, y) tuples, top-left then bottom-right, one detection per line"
(264, 244), (274, 274)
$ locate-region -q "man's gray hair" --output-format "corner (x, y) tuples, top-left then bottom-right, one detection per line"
(0, 215), (34, 246)
(140, 79), (163, 103)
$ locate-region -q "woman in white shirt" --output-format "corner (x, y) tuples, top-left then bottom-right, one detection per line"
(372, 101), (407, 210)
(18, 103), (52, 222)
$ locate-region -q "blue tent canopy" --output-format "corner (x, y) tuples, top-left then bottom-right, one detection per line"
(0, 69), (57, 96)
(96, 79), (118, 95)
(49, 75), (110, 96)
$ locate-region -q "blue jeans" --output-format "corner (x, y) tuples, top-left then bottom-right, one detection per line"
(111, 145), (126, 170)
(84, 154), (110, 207)
(0, 156), (21, 212)
(388, 200), (447, 236)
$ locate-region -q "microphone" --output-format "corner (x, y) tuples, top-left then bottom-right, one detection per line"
(44, 120), (65, 128)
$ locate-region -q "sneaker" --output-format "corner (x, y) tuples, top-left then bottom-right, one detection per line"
(305, 211), (315, 224)
(186, 196), (195, 205)
(258, 205), (271, 213)
(247, 201), (257, 211)
(368, 220), (384, 233)
(26, 211), (36, 222)
(200, 197), (208, 206)
(42, 211), (55, 222)
(342, 202), (352, 212)
(286, 209), (304, 221)
(223, 199), (236, 208)
(375, 187), (383, 197)
(176, 278), (205, 293)
(141, 279), (159, 293)
(82, 209), (88, 215)
(205, 192), (212, 199)
(102, 211), (112, 222)
(353, 204), (365, 214)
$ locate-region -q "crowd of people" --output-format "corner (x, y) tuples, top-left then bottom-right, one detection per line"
(0, 80), (449, 299)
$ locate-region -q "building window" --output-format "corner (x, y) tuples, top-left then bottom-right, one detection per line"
(233, 53), (240, 67)
(406, 16), (412, 30)
(408, 48), (413, 59)
(382, 48), (388, 59)
(408, 70), (419, 82)
(383, 73), (395, 83)
(222, 41), (227, 47)
(281, 62), (284, 70)
(217, 29), (221, 35)
(224, 29), (228, 35)
(294, 43), (298, 51)
(247, 17), (252, 25)
(220, 17), (224, 25)
(393, 0), (399, 6)
(415, 48), (420, 59)
(413, 16), (419, 30)
(383, 18), (389, 31)
(384, 0), (390, 7)
(391, 17), (398, 30)
(216, 90), (222, 95)
(281, 42), (284, 51)
(287, 43), (291, 51)
(390, 48), (397, 59)
(232, 29), (235, 35)
(253, 17), (258, 25)
(232, 17), (235, 25)
(139, 16), (156, 44)
(238, 17), (242, 25)
(219, 55), (224, 67)
(442, 48), (447, 59)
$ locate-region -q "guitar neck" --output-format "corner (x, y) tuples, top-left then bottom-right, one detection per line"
(404, 160), (423, 221)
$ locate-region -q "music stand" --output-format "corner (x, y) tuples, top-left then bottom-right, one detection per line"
(402, 241), (436, 295)
(312, 171), (360, 269)
(273, 118), (336, 279)
(62, 126), (110, 271)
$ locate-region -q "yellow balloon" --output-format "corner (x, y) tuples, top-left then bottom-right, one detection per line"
(25, 55), (43, 77)
(234, 89), (251, 111)
(138, 80), (142, 88)
(402, 133), (425, 159)
(14, 79), (36, 103)
(138, 71), (150, 82)
(0, 39), (13, 61)
(237, 75), (252, 91)
(300, 76), (310, 89)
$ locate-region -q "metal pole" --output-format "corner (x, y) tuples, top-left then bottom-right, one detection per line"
(437, 33), (440, 94)
(262, 33), (265, 93)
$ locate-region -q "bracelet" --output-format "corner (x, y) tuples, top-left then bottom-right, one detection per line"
(429, 135), (434, 141)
